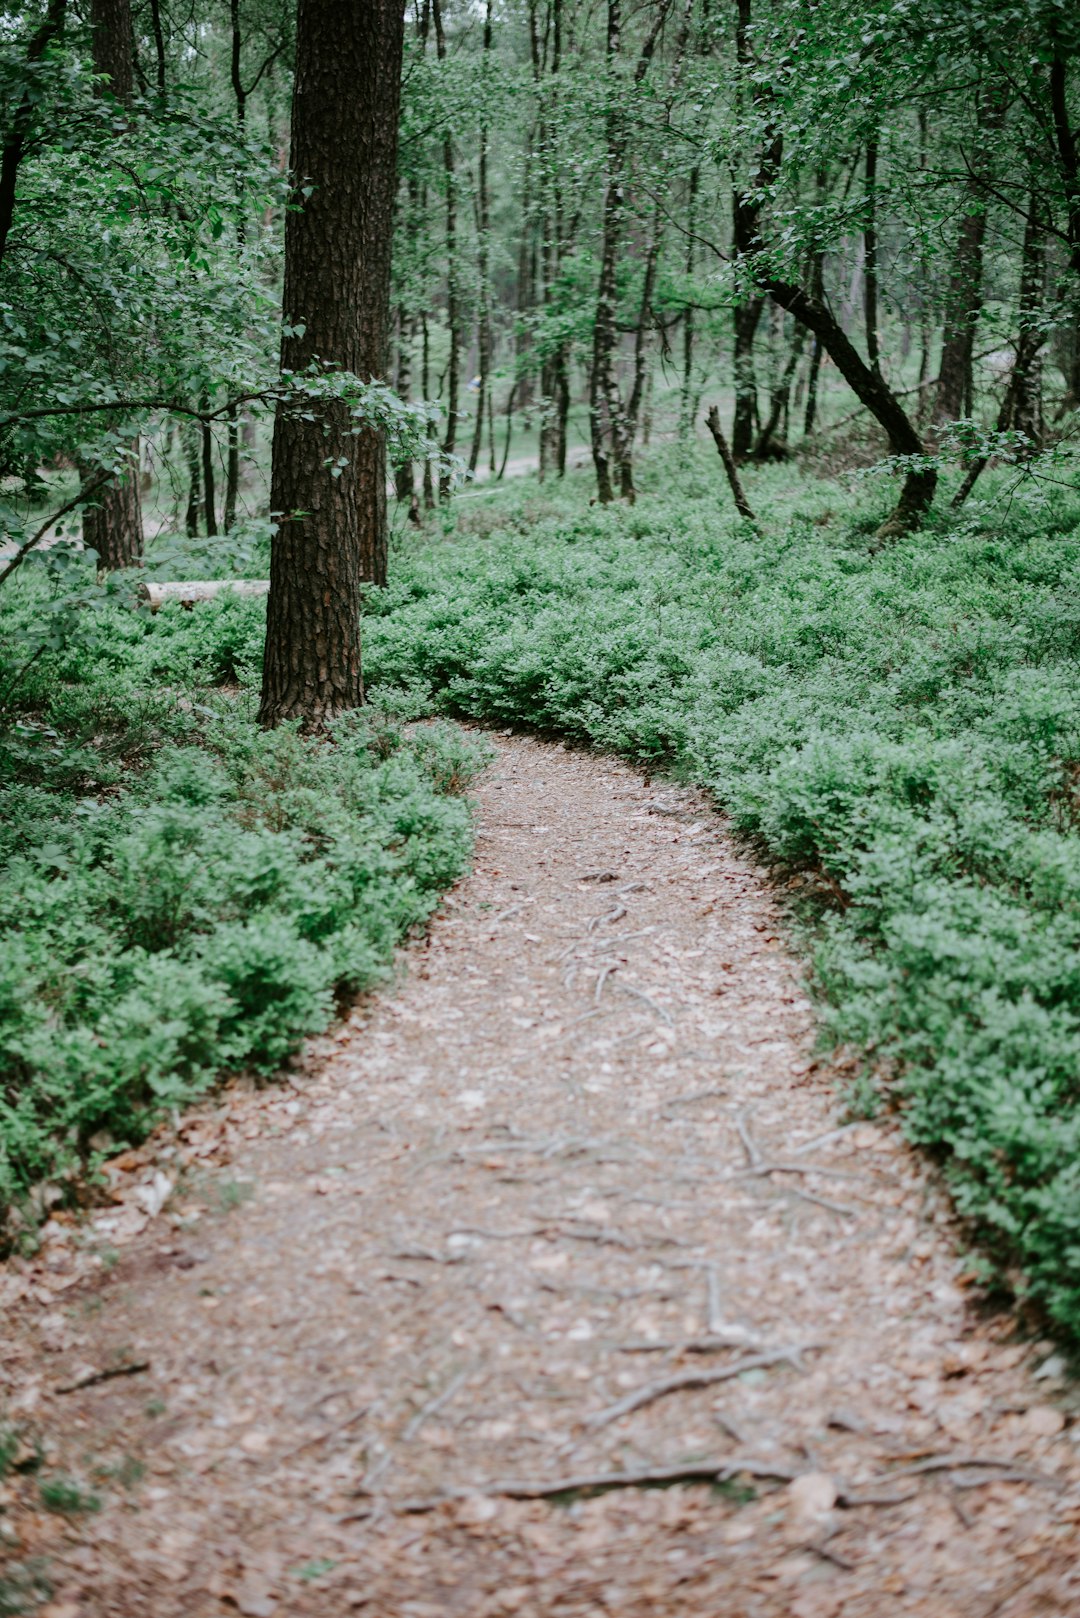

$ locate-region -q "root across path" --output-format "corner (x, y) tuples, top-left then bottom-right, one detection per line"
(3, 734), (1079, 1617)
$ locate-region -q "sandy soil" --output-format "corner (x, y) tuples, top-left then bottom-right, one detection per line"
(2, 733), (1079, 1617)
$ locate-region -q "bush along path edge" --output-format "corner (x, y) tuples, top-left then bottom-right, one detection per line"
(0, 576), (487, 1239)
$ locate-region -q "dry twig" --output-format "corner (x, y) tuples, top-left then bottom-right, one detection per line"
(586, 1346), (815, 1429)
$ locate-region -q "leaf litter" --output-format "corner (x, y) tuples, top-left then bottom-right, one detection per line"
(1, 733), (1079, 1616)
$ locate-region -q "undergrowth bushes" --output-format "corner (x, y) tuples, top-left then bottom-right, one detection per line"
(0, 584), (481, 1230)
(366, 456), (1080, 1338)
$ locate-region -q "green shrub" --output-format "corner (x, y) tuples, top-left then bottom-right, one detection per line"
(0, 572), (483, 1229)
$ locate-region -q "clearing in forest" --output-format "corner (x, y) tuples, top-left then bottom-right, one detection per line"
(2, 735), (1078, 1617)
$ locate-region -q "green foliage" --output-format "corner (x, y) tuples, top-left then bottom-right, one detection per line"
(37, 1475), (101, 1516)
(0, 582), (482, 1232)
(365, 454), (1080, 1338)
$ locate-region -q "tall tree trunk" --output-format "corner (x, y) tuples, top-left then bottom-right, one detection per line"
(863, 133), (881, 377)
(680, 166), (700, 443)
(930, 91), (1004, 436)
(1013, 195), (1046, 450)
(148, 0), (166, 91)
(421, 311), (434, 510)
(953, 190), (1048, 507)
(182, 424), (200, 537)
(259, 0), (404, 728)
(468, 0), (494, 477)
(201, 407), (218, 537)
(619, 203), (662, 500)
(588, 0), (625, 506)
(1049, 46), (1080, 406)
(730, 0), (780, 461)
(89, 0), (134, 104)
(433, 0), (460, 502)
(589, 0), (669, 504)
(394, 305), (418, 516)
(931, 209), (986, 433)
(84, 0), (143, 569)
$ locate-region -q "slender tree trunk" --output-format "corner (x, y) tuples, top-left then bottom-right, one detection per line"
(589, 0), (670, 503)
(433, 0), (460, 502)
(680, 166), (700, 443)
(705, 405), (756, 521)
(1013, 195), (1046, 450)
(148, 0), (166, 90)
(589, 0), (625, 505)
(468, 1), (494, 477)
(201, 405), (218, 537)
(730, 0), (780, 461)
(1049, 48), (1080, 406)
(394, 305), (418, 516)
(755, 314), (806, 458)
(863, 133), (881, 377)
(182, 424), (200, 537)
(953, 190), (1048, 507)
(764, 275), (937, 535)
(931, 209), (986, 433)
(619, 203), (662, 500)
(259, 0), (405, 728)
(421, 311), (434, 510)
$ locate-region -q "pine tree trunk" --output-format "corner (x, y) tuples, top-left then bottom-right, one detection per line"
(259, 0), (404, 729)
(83, 0), (143, 569)
(89, 0), (134, 104)
(81, 448), (143, 571)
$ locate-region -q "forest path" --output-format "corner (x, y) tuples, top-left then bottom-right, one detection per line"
(4, 734), (1080, 1617)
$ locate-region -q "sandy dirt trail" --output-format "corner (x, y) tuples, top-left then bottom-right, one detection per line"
(3, 734), (1079, 1617)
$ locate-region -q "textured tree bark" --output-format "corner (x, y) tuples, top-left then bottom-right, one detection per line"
(259, 0), (405, 729)
(83, 0), (144, 569)
(80, 451), (143, 571)
(89, 0), (135, 105)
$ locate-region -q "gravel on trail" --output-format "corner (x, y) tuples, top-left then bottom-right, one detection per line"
(2, 733), (1079, 1617)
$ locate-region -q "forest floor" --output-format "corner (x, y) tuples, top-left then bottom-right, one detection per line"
(3, 733), (1080, 1617)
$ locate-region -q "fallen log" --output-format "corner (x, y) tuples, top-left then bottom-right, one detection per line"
(138, 579), (269, 612)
